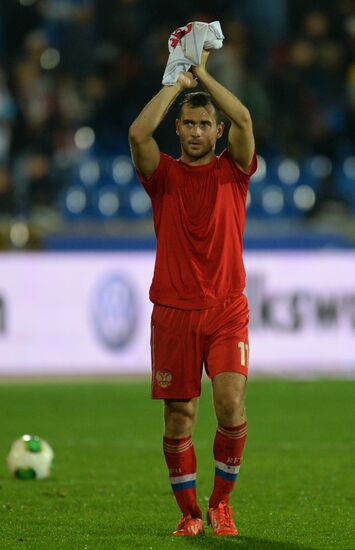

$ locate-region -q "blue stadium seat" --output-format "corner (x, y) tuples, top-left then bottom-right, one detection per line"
(93, 186), (120, 218)
(128, 187), (151, 218)
(78, 159), (101, 187)
(261, 184), (286, 217)
(112, 155), (135, 186)
(335, 156), (355, 208)
(61, 185), (89, 219)
(302, 156), (332, 191)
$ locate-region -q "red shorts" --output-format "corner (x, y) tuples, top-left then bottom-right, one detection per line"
(150, 294), (249, 400)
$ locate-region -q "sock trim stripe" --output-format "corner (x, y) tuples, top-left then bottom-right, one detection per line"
(218, 425), (247, 437)
(171, 479), (196, 491)
(170, 472), (196, 485)
(215, 467), (238, 482)
(164, 439), (193, 453)
(217, 426), (247, 439)
(215, 460), (240, 475)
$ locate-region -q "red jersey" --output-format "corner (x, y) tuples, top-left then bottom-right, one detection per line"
(138, 148), (257, 309)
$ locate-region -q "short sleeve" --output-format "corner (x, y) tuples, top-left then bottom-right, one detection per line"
(221, 149), (258, 189)
(242, 152), (258, 177)
(136, 153), (172, 196)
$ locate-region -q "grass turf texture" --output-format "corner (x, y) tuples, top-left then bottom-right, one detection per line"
(0, 379), (354, 549)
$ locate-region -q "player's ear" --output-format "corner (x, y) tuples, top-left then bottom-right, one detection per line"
(175, 118), (181, 136)
(217, 121), (225, 139)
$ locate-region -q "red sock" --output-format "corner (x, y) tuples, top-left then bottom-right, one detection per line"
(163, 436), (202, 518)
(209, 421), (247, 508)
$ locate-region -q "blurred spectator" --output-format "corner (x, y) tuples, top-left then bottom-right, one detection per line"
(0, 0), (353, 223)
(0, 0), (42, 64)
(0, 165), (13, 215)
(268, 8), (351, 158)
(0, 66), (16, 163)
(40, 0), (96, 76)
(97, 0), (152, 52)
(228, 0), (290, 69)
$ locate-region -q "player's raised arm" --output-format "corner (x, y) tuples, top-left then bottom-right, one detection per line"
(129, 72), (198, 179)
(193, 50), (255, 173)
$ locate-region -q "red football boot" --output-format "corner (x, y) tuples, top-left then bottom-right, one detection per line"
(172, 514), (204, 536)
(207, 501), (238, 536)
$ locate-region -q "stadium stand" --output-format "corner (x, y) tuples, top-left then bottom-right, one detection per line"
(0, 0), (354, 248)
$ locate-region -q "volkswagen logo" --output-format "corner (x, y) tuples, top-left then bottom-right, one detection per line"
(92, 273), (138, 350)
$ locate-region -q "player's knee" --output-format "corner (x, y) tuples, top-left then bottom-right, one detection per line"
(214, 394), (245, 425)
(165, 411), (193, 437)
(164, 401), (196, 438)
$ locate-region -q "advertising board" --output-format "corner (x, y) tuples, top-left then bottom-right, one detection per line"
(0, 252), (354, 376)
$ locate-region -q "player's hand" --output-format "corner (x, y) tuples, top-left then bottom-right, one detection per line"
(193, 49), (210, 76)
(177, 71), (198, 89)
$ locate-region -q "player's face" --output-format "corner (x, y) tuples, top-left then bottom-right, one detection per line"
(176, 105), (224, 162)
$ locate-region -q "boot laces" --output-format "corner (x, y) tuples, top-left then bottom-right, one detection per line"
(218, 502), (233, 527)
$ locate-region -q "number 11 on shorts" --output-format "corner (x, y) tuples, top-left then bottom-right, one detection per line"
(238, 341), (249, 367)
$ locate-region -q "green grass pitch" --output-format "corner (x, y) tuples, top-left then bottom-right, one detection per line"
(0, 378), (354, 549)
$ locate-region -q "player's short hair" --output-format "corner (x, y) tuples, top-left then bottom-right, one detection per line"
(178, 91), (222, 124)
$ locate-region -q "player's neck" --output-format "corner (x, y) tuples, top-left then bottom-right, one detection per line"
(179, 150), (216, 166)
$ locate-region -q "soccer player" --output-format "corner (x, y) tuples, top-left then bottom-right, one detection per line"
(129, 49), (256, 536)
